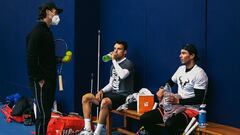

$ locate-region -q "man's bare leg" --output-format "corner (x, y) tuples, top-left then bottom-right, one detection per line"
(81, 93), (100, 132)
(94, 97), (112, 135)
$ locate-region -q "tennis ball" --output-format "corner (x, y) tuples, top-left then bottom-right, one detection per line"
(62, 56), (70, 62)
(66, 51), (72, 56)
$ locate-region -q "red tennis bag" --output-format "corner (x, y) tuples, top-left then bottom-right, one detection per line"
(1, 104), (24, 123)
(47, 112), (94, 135)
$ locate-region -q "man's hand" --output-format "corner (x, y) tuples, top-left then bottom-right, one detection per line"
(111, 51), (117, 60)
(156, 87), (164, 101)
(95, 90), (103, 101)
(166, 94), (180, 104)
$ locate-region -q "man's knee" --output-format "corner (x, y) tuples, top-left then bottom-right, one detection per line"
(140, 113), (150, 124)
(82, 93), (94, 103)
(100, 98), (112, 109)
(165, 118), (173, 128)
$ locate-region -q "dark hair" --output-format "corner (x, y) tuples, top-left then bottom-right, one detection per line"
(115, 40), (128, 50)
(38, 7), (49, 20)
(182, 43), (199, 61)
(38, 2), (63, 20)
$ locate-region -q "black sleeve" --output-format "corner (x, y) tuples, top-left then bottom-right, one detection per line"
(26, 31), (44, 82)
(179, 89), (205, 105)
(166, 79), (175, 87)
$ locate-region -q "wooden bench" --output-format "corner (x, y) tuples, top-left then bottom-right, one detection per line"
(106, 109), (142, 135)
(106, 109), (240, 135)
(195, 122), (240, 135)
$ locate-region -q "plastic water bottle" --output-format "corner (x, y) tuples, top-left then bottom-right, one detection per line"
(199, 104), (207, 128)
(163, 83), (173, 111)
(102, 54), (112, 62)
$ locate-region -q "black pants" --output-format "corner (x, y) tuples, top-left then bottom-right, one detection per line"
(140, 108), (190, 135)
(103, 92), (126, 109)
(30, 79), (56, 135)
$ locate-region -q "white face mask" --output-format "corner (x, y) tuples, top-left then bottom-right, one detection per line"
(51, 15), (60, 25)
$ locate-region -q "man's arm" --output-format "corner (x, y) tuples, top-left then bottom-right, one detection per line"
(112, 60), (130, 79)
(102, 77), (113, 93)
(166, 79), (176, 87)
(178, 89), (205, 105)
(96, 77), (113, 101)
(168, 88), (205, 105)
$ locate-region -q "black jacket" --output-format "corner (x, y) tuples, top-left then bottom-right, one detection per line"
(26, 22), (57, 82)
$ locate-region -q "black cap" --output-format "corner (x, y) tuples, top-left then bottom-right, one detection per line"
(182, 44), (199, 61)
(39, 2), (63, 14)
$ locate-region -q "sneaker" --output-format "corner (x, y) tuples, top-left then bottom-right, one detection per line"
(78, 129), (93, 135)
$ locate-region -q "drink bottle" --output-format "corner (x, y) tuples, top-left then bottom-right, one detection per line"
(199, 104), (207, 128)
(163, 83), (172, 111)
(102, 54), (112, 62)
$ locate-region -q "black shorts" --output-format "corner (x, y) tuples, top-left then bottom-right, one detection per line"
(103, 92), (126, 110)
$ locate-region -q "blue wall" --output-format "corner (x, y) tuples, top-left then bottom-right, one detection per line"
(100, 0), (240, 128)
(74, 0), (100, 114)
(0, 0), (75, 112)
(206, 0), (240, 128)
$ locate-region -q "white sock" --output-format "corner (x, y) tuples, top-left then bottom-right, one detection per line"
(84, 118), (91, 131)
(94, 123), (104, 135)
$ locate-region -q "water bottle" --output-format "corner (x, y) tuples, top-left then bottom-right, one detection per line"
(199, 104), (207, 128)
(102, 54), (112, 62)
(163, 83), (173, 111)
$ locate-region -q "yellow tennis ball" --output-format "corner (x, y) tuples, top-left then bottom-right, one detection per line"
(62, 56), (70, 62)
(66, 51), (72, 56)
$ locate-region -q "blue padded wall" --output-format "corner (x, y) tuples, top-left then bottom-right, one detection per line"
(206, 0), (240, 127)
(100, 0), (148, 91)
(74, 0), (100, 114)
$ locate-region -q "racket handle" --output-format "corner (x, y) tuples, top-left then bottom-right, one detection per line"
(184, 117), (196, 134)
(185, 122), (199, 135)
(58, 75), (63, 91)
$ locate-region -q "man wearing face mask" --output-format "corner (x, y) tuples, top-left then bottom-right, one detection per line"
(26, 2), (63, 135)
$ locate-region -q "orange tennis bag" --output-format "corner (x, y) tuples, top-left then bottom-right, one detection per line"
(47, 112), (94, 135)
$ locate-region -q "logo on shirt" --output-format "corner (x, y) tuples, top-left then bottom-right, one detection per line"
(179, 76), (189, 88)
(112, 68), (120, 91)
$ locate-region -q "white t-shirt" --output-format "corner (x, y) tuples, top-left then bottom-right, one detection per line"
(171, 65), (208, 99)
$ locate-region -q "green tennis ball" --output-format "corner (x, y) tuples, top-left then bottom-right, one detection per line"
(62, 56), (68, 62)
(63, 55), (71, 62)
(66, 51), (72, 56)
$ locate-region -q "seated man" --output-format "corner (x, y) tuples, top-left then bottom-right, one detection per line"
(79, 41), (134, 135)
(140, 44), (208, 135)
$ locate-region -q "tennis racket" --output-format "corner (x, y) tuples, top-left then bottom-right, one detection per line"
(55, 39), (68, 91)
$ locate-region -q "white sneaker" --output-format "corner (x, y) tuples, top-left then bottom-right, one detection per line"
(78, 129), (93, 135)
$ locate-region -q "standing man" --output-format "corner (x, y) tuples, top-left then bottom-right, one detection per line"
(79, 41), (134, 135)
(140, 44), (208, 135)
(26, 2), (63, 135)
